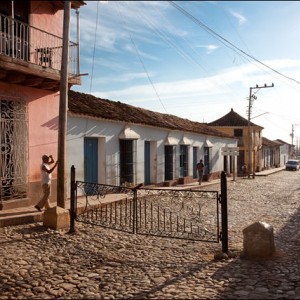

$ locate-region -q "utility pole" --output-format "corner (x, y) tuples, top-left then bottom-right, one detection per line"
(291, 124), (300, 158)
(247, 83), (274, 178)
(57, 1), (71, 208)
(291, 124), (300, 146)
(291, 124), (295, 147)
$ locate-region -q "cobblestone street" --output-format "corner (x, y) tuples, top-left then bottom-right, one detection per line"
(1, 170), (300, 299)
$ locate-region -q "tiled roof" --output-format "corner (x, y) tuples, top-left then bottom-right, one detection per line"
(68, 90), (234, 139)
(262, 137), (280, 146)
(208, 108), (263, 128)
(274, 139), (291, 146)
(51, 1), (86, 10)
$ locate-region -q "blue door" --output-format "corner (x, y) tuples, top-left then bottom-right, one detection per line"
(84, 137), (98, 183)
(144, 141), (151, 185)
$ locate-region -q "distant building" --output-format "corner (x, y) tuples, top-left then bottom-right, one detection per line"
(274, 139), (293, 163)
(261, 138), (292, 170)
(261, 137), (280, 170)
(67, 91), (238, 190)
(208, 108), (264, 175)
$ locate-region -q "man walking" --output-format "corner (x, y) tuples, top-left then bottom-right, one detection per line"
(196, 159), (205, 185)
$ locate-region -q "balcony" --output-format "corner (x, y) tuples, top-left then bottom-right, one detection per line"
(0, 13), (80, 91)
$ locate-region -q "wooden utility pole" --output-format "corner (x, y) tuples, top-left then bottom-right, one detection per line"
(291, 124), (300, 158)
(247, 83), (274, 178)
(57, 1), (71, 208)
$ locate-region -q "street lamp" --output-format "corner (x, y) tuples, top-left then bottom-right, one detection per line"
(247, 83), (274, 178)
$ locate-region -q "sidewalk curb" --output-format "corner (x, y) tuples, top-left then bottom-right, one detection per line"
(0, 167), (286, 228)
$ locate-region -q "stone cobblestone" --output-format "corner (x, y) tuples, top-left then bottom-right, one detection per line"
(1, 170), (300, 299)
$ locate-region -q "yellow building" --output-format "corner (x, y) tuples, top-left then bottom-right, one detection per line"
(208, 109), (264, 176)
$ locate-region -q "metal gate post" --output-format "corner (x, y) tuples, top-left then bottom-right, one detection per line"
(69, 165), (76, 234)
(132, 183), (143, 234)
(133, 189), (137, 234)
(220, 171), (228, 254)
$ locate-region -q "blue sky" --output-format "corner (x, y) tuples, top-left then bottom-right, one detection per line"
(71, 1), (300, 145)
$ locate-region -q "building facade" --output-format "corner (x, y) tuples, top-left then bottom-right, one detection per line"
(67, 91), (238, 192)
(274, 139), (292, 165)
(261, 137), (280, 170)
(261, 138), (291, 170)
(0, 0), (85, 209)
(208, 108), (264, 175)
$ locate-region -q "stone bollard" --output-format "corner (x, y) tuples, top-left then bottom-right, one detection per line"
(242, 221), (275, 258)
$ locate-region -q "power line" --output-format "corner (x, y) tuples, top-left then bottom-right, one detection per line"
(168, 1), (300, 86)
(116, 2), (168, 113)
(133, 2), (246, 106)
(89, 1), (100, 93)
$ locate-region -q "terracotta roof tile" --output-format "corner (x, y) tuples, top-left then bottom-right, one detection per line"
(68, 90), (234, 139)
(262, 137), (280, 146)
(208, 108), (263, 128)
(274, 139), (291, 146)
(51, 1), (86, 10)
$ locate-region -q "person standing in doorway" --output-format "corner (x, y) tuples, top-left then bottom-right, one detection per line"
(196, 159), (205, 185)
(34, 154), (58, 211)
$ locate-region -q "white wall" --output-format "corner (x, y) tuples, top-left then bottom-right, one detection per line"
(279, 144), (289, 166)
(67, 115), (237, 195)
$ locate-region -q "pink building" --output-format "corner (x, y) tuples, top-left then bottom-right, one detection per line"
(0, 0), (85, 210)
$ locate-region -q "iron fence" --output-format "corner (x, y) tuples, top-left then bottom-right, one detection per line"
(70, 166), (228, 253)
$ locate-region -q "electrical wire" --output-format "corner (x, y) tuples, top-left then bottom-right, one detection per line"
(135, 4), (206, 72)
(116, 2), (168, 114)
(139, 2), (246, 103)
(89, 1), (100, 93)
(168, 1), (300, 86)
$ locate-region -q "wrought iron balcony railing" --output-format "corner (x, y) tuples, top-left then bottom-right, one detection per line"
(0, 13), (79, 76)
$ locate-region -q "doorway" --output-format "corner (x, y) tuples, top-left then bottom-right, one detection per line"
(84, 137), (98, 183)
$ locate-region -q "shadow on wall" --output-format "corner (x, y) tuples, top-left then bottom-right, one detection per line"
(41, 116), (59, 131)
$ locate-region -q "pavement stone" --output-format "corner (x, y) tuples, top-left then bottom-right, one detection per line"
(1, 167), (300, 299)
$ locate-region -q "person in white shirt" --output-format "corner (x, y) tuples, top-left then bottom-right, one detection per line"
(34, 154), (58, 211)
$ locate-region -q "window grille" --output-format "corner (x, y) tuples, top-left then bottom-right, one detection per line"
(0, 99), (28, 201)
(119, 139), (136, 186)
(179, 145), (188, 177)
(204, 146), (212, 175)
(164, 145), (174, 181)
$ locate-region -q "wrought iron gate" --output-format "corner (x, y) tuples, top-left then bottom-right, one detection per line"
(0, 98), (28, 201)
(70, 166), (228, 252)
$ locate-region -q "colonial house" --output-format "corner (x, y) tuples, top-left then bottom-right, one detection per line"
(261, 138), (291, 170)
(274, 139), (292, 164)
(208, 108), (264, 175)
(261, 137), (280, 170)
(67, 91), (238, 190)
(0, 0), (85, 210)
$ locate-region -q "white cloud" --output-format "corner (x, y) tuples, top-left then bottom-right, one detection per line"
(123, 43), (160, 62)
(196, 44), (219, 54)
(229, 10), (247, 25)
(91, 58), (300, 102)
(74, 1), (300, 144)
(89, 58), (300, 140)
